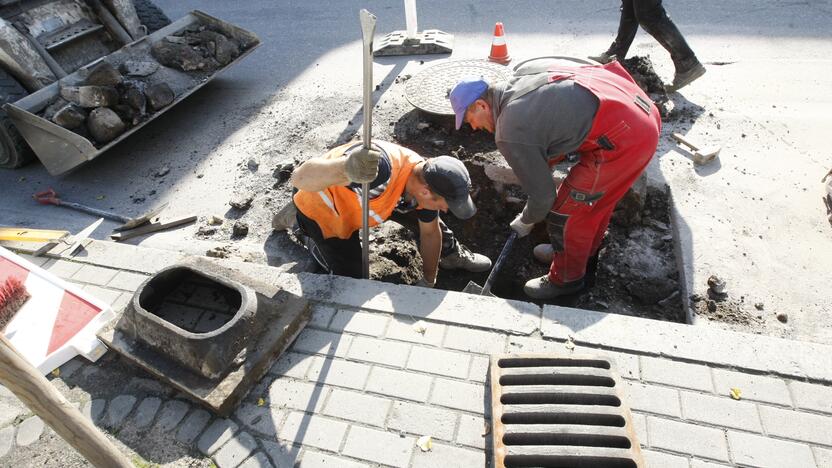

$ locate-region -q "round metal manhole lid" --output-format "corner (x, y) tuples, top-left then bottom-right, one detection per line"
(406, 59), (513, 115)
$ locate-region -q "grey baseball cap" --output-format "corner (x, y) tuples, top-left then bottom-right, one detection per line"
(423, 156), (477, 219)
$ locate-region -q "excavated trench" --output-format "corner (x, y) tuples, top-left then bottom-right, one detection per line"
(364, 56), (687, 322)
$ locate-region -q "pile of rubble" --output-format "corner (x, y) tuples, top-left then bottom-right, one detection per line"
(42, 60), (174, 145)
(150, 25), (244, 72)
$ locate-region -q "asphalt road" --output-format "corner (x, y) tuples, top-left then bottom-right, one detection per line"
(1, 1), (830, 341)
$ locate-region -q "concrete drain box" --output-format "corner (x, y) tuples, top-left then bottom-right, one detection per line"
(490, 354), (644, 468)
(99, 258), (309, 416)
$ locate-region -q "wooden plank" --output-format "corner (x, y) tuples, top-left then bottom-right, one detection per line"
(0, 227), (68, 243)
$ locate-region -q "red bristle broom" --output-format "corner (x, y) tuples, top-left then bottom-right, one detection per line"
(0, 276), (29, 330)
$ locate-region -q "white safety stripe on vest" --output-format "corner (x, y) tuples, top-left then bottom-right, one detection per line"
(353, 192), (384, 224)
(317, 191), (337, 214)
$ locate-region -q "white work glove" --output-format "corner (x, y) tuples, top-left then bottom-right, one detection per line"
(414, 277), (436, 288)
(344, 146), (381, 183)
(510, 213), (535, 238)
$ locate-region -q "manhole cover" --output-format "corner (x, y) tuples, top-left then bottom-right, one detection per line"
(405, 59), (513, 115)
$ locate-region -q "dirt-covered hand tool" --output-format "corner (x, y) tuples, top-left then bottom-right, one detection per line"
(463, 231), (518, 296)
(671, 132), (721, 166)
(359, 9), (377, 279)
(33, 188), (167, 231)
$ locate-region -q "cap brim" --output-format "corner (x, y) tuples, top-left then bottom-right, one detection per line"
(454, 110), (465, 130)
(447, 194), (477, 220)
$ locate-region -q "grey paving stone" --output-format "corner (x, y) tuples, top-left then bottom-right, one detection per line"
(442, 326), (507, 355)
(0, 426), (15, 457)
(342, 425), (414, 466)
(0, 399), (25, 426)
(407, 346), (471, 379)
(385, 317), (446, 347)
(18, 253), (49, 267)
(291, 329), (353, 357)
(43, 259), (83, 279)
(346, 335), (410, 367)
(214, 431), (258, 468)
(106, 394), (137, 428)
(727, 431), (815, 468)
(680, 391), (762, 432)
(308, 304), (337, 328)
(712, 369), (791, 406)
(238, 451), (273, 468)
(789, 381), (832, 414)
(456, 414), (488, 449)
(277, 412), (348, 451)
(388, 401), (458, 441)
(72, 264), (118, 286)
(642, 450), (689, 468)
(430, 378), (486, 414)
(328, 310), (390, 336)
(81, 284), (122, 305)
(366, 366), (432, 402)
(641, 356), (713, 392)
(306, 356), (371, 389)
(468, 356), (490, 383)
(198, 419), (239, 456)
(322, 388), (390, 427)
(647, 417), (729, 462)
(268, 351), (316, 379)
(759, 405), (832, 446)
(82, 398), (106, 424)
(689, 460), (731, 468)
(234, 403), (283, 437)
(261, 439), (300, 467)
(155, 400), (189, 432)
(15, 416), (44, 446)
(411, 442), (486, 468)
(132, 397), (162, 429)
(625, 382), (682, 418)
(110, 292), (130, 312)
(631, 412), (648, 444)
(300, 450), (369, 468)
(268, 378), (329, 412)
(814, 447), (832, 468)
(176, 409), (212, 444)
(106, 270), (148, 291)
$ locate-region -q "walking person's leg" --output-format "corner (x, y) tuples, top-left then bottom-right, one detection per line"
(591, 0), (637, 63)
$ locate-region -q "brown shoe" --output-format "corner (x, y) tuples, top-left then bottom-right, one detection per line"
(667, 62), (706, 92)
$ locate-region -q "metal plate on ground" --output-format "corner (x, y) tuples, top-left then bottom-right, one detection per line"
(490, 354), (644, 468)
(405, 59), (513, 115)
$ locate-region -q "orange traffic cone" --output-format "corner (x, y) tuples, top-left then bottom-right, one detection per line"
(488, 22), (511, 64)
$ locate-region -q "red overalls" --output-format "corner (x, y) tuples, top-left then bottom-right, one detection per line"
(543, 61), (661, 284)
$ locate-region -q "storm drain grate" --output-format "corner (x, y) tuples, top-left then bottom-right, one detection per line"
(490, 354), (644, 468)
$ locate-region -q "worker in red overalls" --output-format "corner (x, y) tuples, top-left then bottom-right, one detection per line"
(450, 60), (661, 299)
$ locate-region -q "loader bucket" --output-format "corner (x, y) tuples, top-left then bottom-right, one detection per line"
(3, 11), (260, 176)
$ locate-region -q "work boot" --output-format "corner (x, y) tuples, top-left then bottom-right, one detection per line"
(666, 62), (706, 93)
(523, 275), (586, 300)
(439, 244), (492, 272)
(532, 243), (554, 264)
(588, 52), (616, 64)
(272, 202), (298, 231)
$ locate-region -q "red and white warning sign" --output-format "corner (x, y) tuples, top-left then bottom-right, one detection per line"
(0, 246), (114, 374)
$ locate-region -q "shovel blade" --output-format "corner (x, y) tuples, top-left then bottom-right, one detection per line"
(462, 281), (495, 297)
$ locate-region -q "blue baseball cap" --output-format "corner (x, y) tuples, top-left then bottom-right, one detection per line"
(449, 77), (488, 130)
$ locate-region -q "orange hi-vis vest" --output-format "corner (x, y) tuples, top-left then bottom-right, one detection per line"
(293, 141), (423, 240)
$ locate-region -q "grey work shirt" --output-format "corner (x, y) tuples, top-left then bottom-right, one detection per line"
(489, 75), (600, 224)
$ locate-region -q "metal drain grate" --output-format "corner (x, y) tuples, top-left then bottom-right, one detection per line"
(490, 354), (644, 468)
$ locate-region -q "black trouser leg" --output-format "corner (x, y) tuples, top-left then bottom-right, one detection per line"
(607, 0), (638, 59)
(296, 209), (363, 278)
(633, 0), (698, 71)
(388, 211), (458, 257)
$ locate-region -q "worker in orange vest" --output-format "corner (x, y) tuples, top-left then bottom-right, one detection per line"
(274, 140), (491, 286)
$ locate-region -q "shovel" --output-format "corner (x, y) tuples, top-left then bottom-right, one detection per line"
(33, 188), (167, 231)
(463, 231), (518, 296)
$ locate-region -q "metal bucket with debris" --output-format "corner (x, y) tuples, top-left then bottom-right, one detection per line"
(3, 10), (260, 175)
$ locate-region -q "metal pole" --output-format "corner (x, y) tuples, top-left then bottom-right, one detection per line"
(359, 10), (376, 280)
(404, 0), (418, 38)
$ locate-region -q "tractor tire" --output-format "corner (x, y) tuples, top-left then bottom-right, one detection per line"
(0, 69), (34, 169)
(133, 0), (171, 34)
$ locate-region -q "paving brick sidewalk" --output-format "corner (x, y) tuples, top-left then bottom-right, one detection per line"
(1, 240), (832, 467)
